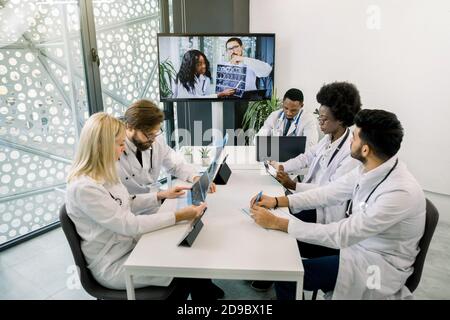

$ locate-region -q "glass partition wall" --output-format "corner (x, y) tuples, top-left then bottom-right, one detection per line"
(0, 0), (167, 250)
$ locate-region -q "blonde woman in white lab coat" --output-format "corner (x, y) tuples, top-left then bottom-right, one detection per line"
(66, 113), (222, 299)
(250, 109), (426, 300)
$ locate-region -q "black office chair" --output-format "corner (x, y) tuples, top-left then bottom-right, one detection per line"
(59, 204), (177, 300)
(308, 198), (439, 300)
(405, 198), (439, 293)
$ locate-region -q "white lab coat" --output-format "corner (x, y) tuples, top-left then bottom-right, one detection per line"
(257, 109), (319, 149)
(239, 57), (272, 91)
(118, 135), (198, 195)
(172, 74), (216, 99)
(65, 175), (176, 290)
(286, 156), (426, 299)
(281, 129), (359, 223)
(221, 57), (272, 91)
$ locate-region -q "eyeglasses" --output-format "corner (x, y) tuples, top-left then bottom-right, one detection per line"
(141, 128), (164, 140)
(226, 45), (241, 51)
(317, 116), (329, 124)
(317, 116), (335, 124)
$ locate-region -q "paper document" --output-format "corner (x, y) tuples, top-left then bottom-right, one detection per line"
(264, 161), (277, 178)
(241, 207), (268, 231)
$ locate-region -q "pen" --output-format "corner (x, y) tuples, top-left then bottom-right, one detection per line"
(253, 191), (263, 207)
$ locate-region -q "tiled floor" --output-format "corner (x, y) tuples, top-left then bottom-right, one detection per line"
(1, 197), (449, 300)
(0, 227), (276, 300)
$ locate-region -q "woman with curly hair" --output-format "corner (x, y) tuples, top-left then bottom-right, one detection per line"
(272, 81), (362, 224)
(173, 49), (234, 98)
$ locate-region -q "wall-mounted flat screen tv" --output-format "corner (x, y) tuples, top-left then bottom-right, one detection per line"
(157, 33), (275, 102)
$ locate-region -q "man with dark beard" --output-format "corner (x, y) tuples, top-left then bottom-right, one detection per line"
(248, 109), (425, 300)
(118, 99), (216, 196)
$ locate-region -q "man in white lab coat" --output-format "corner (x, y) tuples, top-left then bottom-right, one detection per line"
(118, 99), (216, 196)
(256, 88), (319, 150)
(224, 37), (273, 95)
(250, 109), (426, 300)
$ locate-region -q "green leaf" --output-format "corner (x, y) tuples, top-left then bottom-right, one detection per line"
(159, 59), (177, 98)
(242, 87), (281, 136)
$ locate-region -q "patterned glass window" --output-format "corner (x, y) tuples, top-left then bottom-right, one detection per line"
(93, 0), (161, 116)
(0, 0), (88, 245)
(0, 0), (165, 247)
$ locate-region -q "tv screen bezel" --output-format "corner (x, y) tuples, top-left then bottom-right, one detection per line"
(157, 32), (276, 103)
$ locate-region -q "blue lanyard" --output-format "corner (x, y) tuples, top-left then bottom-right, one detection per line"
(278, 109), (302, 128)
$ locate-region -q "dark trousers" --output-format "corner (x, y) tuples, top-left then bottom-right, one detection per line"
(274, 209), (340, 300)
(167, 278), (217, 301)
(275, 253), (340, 300)
(292, 209), (339, 258)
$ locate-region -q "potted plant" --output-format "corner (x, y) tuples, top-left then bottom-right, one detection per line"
(199, 147), (211, 166)
(183, 147), (193, 164)
(242, 88), (281, 143)
(159, 59), (177, 98)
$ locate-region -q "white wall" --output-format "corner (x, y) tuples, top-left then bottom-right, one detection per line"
(250, 0), (450, 214)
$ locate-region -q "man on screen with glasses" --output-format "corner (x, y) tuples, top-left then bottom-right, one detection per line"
(225, 37), (273, 93)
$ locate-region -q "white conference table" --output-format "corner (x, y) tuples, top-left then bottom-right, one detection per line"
(124, 160), (304, 300)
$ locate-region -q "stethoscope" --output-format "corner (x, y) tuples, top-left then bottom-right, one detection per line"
(304, 128), (350, 183)
(345, 158), (399, 217)
(108, 192), (123, 206)
(276, 109), (302, 135)
(326, 129), (350, 167)
(108, 191), (136, 207)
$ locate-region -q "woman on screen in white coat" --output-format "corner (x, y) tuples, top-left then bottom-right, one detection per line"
(256, 88), (319, 150)
(250, 110), (426, 300)
(172, 49), (235, 99)
(65, 113), (213, 296)
(272, 82), (362, 224)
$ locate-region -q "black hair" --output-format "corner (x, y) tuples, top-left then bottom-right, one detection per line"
(283, 88), (304, 103)
(354, 109), (404, 160)
(316, 82), (362, 127)
(176, 50), (211, 94)
(225, 37), (243, 47)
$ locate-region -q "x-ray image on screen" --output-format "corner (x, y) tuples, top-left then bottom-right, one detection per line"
(215, 64), (247, 98)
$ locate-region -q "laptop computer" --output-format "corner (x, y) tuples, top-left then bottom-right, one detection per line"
(256, 136), (306, 162)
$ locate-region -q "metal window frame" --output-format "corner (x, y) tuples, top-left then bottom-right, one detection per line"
(160, 0), (176, 148)
(79, 0), (104, 115)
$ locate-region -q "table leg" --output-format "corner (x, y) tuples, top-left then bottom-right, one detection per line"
(125, 273), (136, 300)
(295, 278), (303, 300)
